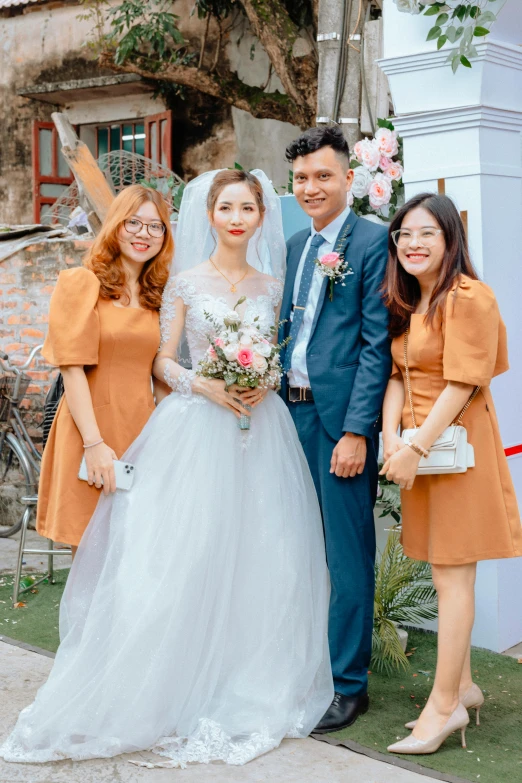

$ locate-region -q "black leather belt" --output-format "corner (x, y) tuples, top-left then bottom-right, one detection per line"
(288, 386), (314, 403)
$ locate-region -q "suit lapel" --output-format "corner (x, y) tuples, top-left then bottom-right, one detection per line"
(309, 211), (359, 341)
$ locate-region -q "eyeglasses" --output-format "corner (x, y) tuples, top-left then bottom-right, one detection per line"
(124, 218), (166, 238)
(391, 229), (443, 249)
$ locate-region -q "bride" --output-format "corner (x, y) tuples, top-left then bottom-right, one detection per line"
(0, 169), (333, 768)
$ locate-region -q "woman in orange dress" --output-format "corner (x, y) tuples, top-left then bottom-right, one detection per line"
(380, 193), (522, 756)
(37, 185), (173, 557)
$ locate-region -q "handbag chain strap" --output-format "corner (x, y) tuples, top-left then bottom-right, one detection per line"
(403, 329), (480, 431)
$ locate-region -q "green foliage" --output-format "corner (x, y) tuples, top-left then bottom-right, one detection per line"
(372, 531), (438, 674)
(397, 1), (501, 71)
(139, 176), (185, 213)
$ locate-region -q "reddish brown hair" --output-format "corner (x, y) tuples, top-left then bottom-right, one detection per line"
(382, 193), (478, 338)
(84, 185), (174, 310)
(206, 170), (266, 217)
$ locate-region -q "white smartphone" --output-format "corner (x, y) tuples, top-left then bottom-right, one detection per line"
(78, 456), (135, 491)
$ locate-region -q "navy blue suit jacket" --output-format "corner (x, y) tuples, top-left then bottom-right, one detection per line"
(279, 212), (392, 442)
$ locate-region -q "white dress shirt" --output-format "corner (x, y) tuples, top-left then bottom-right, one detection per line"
(288, 206), (352, 388)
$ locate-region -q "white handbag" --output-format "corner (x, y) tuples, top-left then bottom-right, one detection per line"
(401, 330), (479, 475)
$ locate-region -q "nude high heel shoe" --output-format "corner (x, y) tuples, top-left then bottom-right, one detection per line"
(388, 703), (469, 755)
(404, 683), (484, 730)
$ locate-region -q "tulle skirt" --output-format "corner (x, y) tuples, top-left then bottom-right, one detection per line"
(1, 390), (333, 766)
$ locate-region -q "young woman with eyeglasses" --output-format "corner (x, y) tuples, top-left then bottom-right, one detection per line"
(37, 185), (174, 558)
(380, 193), (522, 756)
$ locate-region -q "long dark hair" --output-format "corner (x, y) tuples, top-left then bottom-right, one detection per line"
(382, 193), (478, 337)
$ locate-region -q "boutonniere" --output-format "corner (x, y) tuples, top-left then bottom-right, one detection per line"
(313, 250), (354, 302)
(312, 219), (354, 301)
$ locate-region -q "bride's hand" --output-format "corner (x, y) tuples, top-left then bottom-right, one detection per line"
(192, 377), (251, 420)
(229, 385), (269, 408)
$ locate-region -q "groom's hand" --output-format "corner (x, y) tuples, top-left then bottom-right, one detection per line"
(330, 433), (367, 478)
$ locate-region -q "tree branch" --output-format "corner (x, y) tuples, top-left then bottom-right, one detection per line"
(240, 0), (317, 119)
(99, 52), (312, 126)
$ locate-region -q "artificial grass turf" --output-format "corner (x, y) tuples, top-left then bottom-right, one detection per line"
(333, 629), (522, 783)
(0, 569), (67, 653)
(1, 574), (520, 782)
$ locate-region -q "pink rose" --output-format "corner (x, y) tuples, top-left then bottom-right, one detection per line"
(237, 348), (254, 368)
(208, 346), (218, 361)
(375, 127), (398, 158)
(347, 189), (354, 207)
(379, 155), (392, 171)
(368, 173), (392, 210)
(319, 252), (341, 269)
(384, 161), (403, 182)
(353, 139), (380, 171)
(214, 338), (224, 348)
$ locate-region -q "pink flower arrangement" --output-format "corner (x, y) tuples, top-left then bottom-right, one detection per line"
(348, 120), (404, 221)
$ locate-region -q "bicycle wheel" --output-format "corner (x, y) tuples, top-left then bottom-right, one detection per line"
(0, 433), (35, 538)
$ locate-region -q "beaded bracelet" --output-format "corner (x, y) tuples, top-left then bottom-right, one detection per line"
(83, 438), (104, 449)
(407, 441), (429, 459)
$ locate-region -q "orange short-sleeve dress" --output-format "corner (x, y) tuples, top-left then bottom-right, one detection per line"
(37, 266), (160, 547)
(391, 276), (522, 565)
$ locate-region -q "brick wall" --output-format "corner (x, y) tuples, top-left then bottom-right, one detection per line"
(0, 239), (91, 447)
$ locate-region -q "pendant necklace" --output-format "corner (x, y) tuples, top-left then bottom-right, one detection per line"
(210, 257), (248, 293)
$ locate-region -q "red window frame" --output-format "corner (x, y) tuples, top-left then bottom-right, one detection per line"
(32, 121), (74, 223)
(145, 111), (173, 169)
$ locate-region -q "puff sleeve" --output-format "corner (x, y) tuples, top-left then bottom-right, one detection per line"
(42, 267), (101, 367)
(442, 278), (509, 387)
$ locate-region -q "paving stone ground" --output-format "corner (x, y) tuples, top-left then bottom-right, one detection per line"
(0, 642), (432, 783)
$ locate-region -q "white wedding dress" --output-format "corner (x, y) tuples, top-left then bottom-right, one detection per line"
(0, 270), (333, 767)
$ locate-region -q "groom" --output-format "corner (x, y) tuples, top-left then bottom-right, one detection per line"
(280, 126), (391, 732)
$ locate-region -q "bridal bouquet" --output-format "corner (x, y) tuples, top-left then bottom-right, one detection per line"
(197, 297), (286, 430)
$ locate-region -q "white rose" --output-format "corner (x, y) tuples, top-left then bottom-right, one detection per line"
(351, 166), (373, 198)
(223, 311), (241, 328)
(252, 354), (268, 373)
(223, 344), (239, 362)
(394, 0), (422, 14)
(253, 340), (272, 358)
(368, 173), (392, 210)
(375, 127), (399, 158)
(239, 332), (253, 347)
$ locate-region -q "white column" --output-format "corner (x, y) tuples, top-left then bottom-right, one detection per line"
(379, 0), (522, 652)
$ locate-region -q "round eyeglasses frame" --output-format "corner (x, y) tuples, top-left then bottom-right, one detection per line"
(124, 218), (166, 238)
(391, 228), (443, 249)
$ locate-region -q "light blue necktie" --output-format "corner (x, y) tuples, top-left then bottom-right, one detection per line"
(283, 233), (325, 374)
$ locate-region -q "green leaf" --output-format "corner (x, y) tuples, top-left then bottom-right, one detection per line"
(424, 4), (442, 17)
(469, 5), (480, 19)
(435, 12), (449, 26)
(460, 54), (472, 68)
(377, 117), (395, 130)
(426, 25), (442, 41)
(233, 162), (244, 170)
(473, 26), (490, 37)
(445, 25), (458, 43)
(437, 34), (448, 50)
(350, 160), (362, 169)
(451, 53), (460, 73)
(477, 11), (496, 24)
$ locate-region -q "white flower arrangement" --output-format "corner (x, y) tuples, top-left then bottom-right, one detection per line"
(349, 119), (405, 221)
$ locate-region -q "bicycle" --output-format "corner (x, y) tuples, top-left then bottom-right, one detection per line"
(0, 345), (43, 538)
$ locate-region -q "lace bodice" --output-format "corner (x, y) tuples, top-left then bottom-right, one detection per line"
(160, 273), (283, 367)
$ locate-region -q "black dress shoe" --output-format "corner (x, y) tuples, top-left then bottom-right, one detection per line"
(313, 692), (369, 734)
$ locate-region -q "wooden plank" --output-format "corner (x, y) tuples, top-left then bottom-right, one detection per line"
(437, 178), (445, 195)
(460, 210), (468, 237)
(51, 112), (115, 231)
